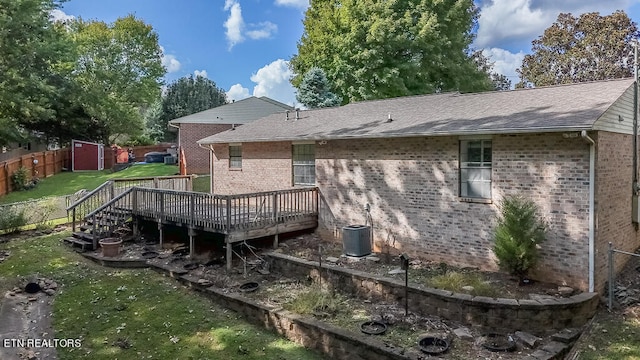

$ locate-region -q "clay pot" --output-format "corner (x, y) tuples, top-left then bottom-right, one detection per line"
(99, 238), (122, 257)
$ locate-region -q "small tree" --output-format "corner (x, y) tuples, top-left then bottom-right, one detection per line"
(493, 196), (547, 280)
(295, 67), (341, 109)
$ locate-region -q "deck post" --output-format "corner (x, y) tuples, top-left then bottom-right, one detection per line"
(188, 227), (196, 257)
(226, 236), (232, 270)
(158, 222), (164, 248)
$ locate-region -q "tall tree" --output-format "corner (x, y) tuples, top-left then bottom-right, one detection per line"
(518, 11), (639, 87)
(71, 15), (165, 143)
(157, 75), (228, 141)
(290, 0), (492, 103)
(296, 67), (341, 108)
(0, 0), (71, 145)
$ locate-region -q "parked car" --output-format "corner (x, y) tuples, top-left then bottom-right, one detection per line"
(144, 151), (172, 163)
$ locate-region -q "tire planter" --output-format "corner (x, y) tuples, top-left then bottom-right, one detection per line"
(482, 333), (517, 352)
(360, 321), (387, 335)
(418, 336), (450, 355)
(99, 238), (122, 257)
(239, 282), (259, 292)
(25, 282), (41, 294)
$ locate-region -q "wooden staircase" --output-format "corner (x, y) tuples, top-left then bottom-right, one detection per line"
(64, 175), (194, 250)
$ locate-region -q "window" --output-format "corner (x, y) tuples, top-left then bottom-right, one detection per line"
(460, 139), (492, 199)
(292, 144), (315, 185)
(229, 145), (242, 169)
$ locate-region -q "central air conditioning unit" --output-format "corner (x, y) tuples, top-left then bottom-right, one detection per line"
(164, 156), (178, 165)
(342, 225), (371, 257)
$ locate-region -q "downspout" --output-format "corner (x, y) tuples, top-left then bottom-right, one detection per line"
(581, 130), (595, 292)
(168, 122), (181, 150)
(198, 143), (214, 194)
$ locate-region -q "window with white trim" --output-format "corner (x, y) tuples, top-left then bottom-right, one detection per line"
(460, 139), (492, 199)
(292, 144), (315, 185)
(229, 145), (242, 169)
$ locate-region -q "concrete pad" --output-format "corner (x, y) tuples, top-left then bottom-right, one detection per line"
(0, 291), (57, 360)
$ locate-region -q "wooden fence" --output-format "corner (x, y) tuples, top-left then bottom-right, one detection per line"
(0, 148), (71, 196)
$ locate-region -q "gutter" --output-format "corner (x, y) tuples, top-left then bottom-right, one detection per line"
(581, 130), (595, 293)
(198, 143), (215, 194)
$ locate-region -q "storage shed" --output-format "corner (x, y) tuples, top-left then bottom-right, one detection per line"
(72, 140), (104, 171)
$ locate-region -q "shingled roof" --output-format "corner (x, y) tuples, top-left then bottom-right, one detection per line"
(169, 96), (293, 125)
(198, 78), (635, 144)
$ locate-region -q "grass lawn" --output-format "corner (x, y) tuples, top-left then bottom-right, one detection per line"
(0, 231), (327, 360)
(0, 164), (180, 204)
(192, 175), (210, 193)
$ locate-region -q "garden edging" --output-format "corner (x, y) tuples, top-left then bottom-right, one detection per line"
(267, 252), (600, 335)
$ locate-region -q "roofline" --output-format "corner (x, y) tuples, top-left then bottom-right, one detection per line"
(197, 125), (593, 145)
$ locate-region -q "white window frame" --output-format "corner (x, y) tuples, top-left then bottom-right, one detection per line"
(460, 139), (492, 200)
(292, 143), (315, 186)
(229, 144), (242, 169)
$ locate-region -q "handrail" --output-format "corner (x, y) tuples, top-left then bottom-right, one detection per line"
(65, 180), (113, 212)
(86, 187), (135, 219)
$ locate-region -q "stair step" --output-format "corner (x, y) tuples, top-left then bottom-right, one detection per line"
(73, 231), (96, 242)
(63, 236), (94, 250)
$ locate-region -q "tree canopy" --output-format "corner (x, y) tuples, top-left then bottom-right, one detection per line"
(290, 0), (493, 103)
(70, 15), (166, 143)
(149, 75), (228, 142)
(296, 67), (341, 108)
(518, 11), (639, 87)
(0, 2), (166, 147)
(0, 0), (71, 145)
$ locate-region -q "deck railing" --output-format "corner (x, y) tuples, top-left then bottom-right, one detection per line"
(66, 175), (194, 232)
(129, 186), (318, 232)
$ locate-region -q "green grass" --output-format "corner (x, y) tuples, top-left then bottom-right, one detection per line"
(427, 270), (498, 297)
(0, 232), (327, 360)
(0, 164), (180, 204)
(192, 175), (210, 193)
(572, 310), (640, 360)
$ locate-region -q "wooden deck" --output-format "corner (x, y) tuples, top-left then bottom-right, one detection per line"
(73, 184), (319, 268)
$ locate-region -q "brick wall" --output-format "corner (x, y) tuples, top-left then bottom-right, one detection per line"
(211, 133), (597, 290)
(594, 131), (639, 292)
(180, 124), (232, 174)
(212, 141), (294, 194)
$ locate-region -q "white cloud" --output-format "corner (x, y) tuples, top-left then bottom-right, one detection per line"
(227, 84), (251, 102)
(482, 48), (525, 81)
(223, 1), (278, 50)
(476, 0), (552, 49)
(476, 0), (639, 49)
(160, 46), (181, 73)
(246, 22), (278, 40)
(250, 59), (297, 106)
(224, 0), (245, 49)
(274, 0), (309, 9)
(194, 70), (208, 78)
(50, 9), (75, 23)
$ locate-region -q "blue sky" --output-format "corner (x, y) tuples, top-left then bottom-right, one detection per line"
(53, 0), (640, 107)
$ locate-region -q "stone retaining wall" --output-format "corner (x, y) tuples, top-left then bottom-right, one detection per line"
(268, 252), (599, 335)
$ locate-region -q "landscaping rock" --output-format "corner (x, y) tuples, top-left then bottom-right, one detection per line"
(461, 285), (474, 293)
(551, 328), (581, 343)
(515, 331), (542, 348)
(453, 327), (474, 341)
(325, 256), (340, 263)
(44, 289), (56, 296)
(365, 256), (380, 262)
(529, 293), (557, 301)
(388, 268), (405, 275)
(557, 286), (574, 296)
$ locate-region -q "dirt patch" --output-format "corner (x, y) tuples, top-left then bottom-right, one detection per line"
(277, 233), (577, 300)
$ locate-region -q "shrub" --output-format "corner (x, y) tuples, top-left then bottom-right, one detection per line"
(0, 205), (28, 233)
(493, 196), (547, 279)
(11, 167), (29, 191)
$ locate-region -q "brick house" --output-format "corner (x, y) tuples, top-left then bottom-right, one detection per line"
(168, 96), (293, 174)
(198, 79), (640, 293)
